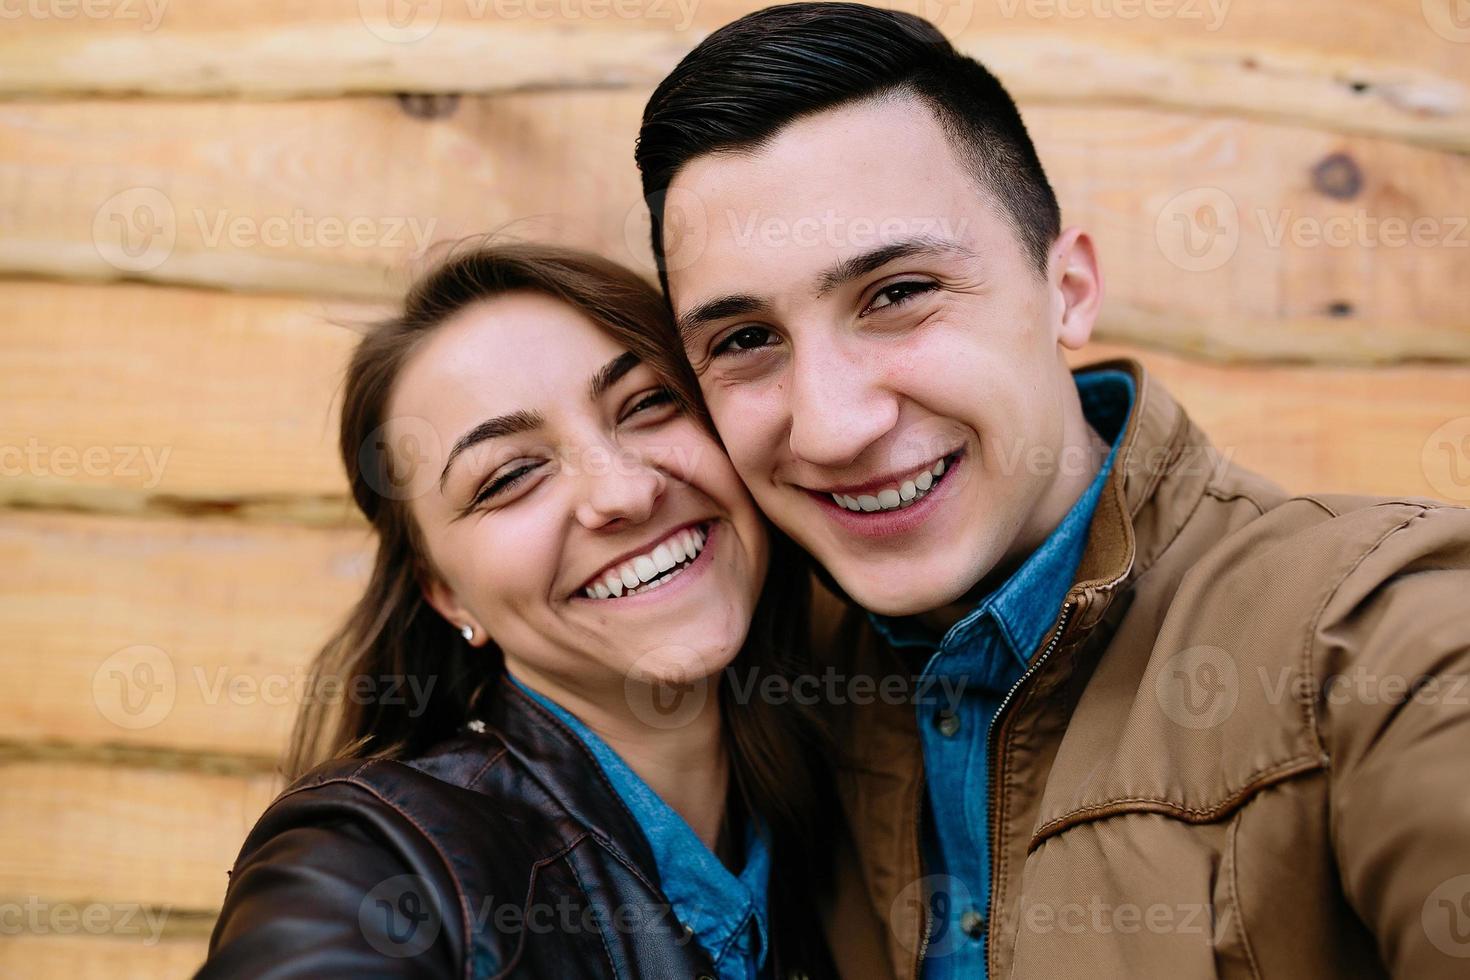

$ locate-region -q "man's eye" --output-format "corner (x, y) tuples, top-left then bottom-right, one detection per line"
(712, 325), (779, 358)
(865, 280), (937, 314)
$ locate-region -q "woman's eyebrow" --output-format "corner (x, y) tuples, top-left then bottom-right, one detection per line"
(589, 351), (641, 400)
(438, 409), (544, 491)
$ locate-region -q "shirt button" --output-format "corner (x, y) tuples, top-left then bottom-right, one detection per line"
(935, 709), (961, 738)
(960, 908), (987, 939)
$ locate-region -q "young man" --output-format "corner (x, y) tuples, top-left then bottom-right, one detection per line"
(634, 4), (1470, 980)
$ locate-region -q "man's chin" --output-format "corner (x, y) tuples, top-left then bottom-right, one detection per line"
(832, 567), (976, 619)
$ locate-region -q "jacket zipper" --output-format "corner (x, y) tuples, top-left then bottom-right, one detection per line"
(981, 598), (1076, 973)
(911, 768), (931, 976)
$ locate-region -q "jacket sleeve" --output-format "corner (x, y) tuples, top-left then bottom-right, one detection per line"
(1320, 503), (1470, 978)
(196, 777), (464, 980)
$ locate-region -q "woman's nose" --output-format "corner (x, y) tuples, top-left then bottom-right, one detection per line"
(572, 445), (667, 530)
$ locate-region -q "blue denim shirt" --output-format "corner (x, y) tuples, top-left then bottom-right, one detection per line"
(870, 369), (1135, 978)
(509, 675), (771, 980)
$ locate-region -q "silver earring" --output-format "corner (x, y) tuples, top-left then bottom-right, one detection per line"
(460, 624), (474, 642)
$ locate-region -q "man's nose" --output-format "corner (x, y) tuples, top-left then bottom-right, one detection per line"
(786, 347), (899, 469)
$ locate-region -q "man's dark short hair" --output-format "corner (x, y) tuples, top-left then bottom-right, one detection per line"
(635, 2), (1062, 290)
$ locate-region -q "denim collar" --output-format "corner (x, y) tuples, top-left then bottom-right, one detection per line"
(869, 368), (1136, 666)
(507, 675), (769, 978)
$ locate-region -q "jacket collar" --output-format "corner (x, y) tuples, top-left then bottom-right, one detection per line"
(1066, 357), (1210, 632)
(475, 674), (661, 879)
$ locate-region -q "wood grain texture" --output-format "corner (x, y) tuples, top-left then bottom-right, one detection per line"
(0, 934), (209, 980)
(0, 279), (370, 518)
(1073, 343), (1470, 503)
(0, 509), (370, 755)
(0, 758), (275, 910)
(3, 95), (1467, 363)
(0, 0), (1464, 151)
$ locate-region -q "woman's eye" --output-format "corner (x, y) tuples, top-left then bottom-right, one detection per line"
(473, 462), (541, 507)
(620, 387), (679, 425)
(865, 280), (937, 314)
(712, 325), (779, 358)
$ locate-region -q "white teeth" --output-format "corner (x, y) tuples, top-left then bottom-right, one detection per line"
(582, 524), (709, 600)
(633, 555), (658, 583)
(830, 456), (952, 514)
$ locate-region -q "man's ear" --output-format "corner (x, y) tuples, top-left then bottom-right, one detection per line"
(420, 564), (485, 646)
(1048, 227), (1103, 351)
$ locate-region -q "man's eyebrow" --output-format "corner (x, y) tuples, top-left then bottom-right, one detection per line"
(676, 294), (769, 343)
(589, 351), (641, 401)
(815, 236), (978, 297)
(437, 409), (544, 491)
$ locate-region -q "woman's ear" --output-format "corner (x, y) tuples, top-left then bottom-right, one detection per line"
(420, 564), (485, 646)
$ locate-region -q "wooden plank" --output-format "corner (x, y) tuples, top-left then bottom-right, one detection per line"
(0, 280), (369, 517)
(0, 510), (370, 755)
(0, 934), (208, 980)
(0, 758), (276, 911)
(1073, 342), (1470, 503)
(0, 0), (1464, 151)
(2, 96), (1467, 363)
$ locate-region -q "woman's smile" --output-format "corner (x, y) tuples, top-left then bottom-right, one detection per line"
(570, 519), (717, 605)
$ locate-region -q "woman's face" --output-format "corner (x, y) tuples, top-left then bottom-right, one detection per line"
(388, 291), (768, 705)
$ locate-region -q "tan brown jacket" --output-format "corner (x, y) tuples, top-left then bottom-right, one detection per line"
(819, 359), (1470, 980)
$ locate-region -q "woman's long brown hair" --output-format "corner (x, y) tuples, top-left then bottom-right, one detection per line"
(287, 240), (835, 912)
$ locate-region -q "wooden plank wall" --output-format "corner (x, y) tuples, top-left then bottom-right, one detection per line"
(2, 2), (1467, 975)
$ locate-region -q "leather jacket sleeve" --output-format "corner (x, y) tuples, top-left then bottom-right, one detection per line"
(196, 776), (464, 979)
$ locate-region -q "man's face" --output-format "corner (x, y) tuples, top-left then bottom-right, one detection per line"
(664, 94), (1097, 616)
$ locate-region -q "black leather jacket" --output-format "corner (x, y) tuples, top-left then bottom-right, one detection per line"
(198, 677), (833, 979)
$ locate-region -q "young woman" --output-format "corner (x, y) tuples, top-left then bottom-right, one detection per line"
(197, 243), (836, 979)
